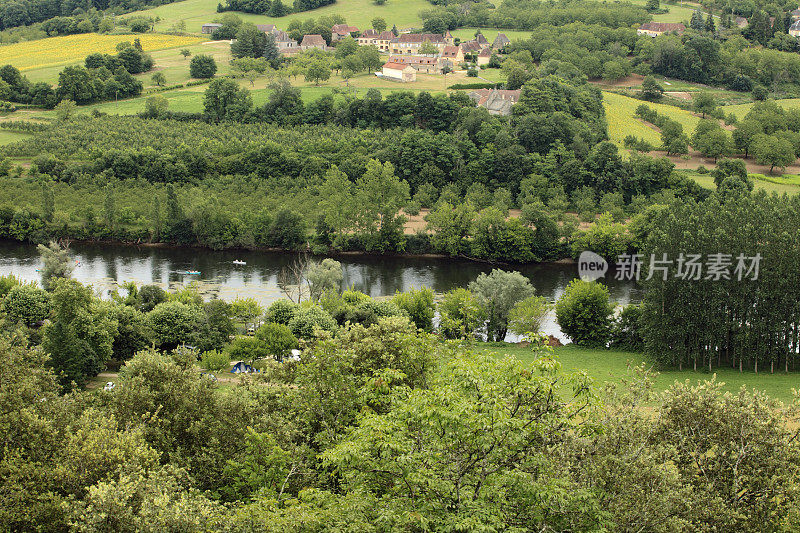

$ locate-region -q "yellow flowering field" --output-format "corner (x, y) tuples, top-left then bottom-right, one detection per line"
(603, 91), (700, 146)
(0, 33), (204, 71)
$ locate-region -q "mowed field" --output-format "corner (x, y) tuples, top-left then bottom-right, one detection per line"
(0, 33), (204, 71)
(602, 91), (700, 146)
(137, 0), (431, 34)
(487, 344), (800, 404)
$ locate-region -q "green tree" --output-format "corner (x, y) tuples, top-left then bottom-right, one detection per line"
(355, 45), (382, 73)
(151, 71), (166, 87)
(37, 240), (73, 291)
(640, 75), (664, 101)
(43, 279), (118, 387)
(54, 99), (76, 121)
(41, 183), (54, 222)
(254, 322), (298, 361)
(231, 23), (267, 59)
(693, 92), (717, 118)
(371, 17), (387, 32)
(334, 36), (358, 58)
(306, 258), (343, 301)
(508, 295), (551, 337)
(263, 33), (281, 69)
(146, 301), (203, 349)
(555, 279), (613, 347)
(419, 41), (439, 55)
(732, 119), (763, 158)
(203, 78), (252, 122)
(180, 48), (191, 59)
(189, 54), (217, 78)
(692, 120), (731, 162)
(392, 287), (435, 332)
(469, 269), (535, 341)
(305, 59), (331, 85)
(2, 284), (50, 326)
(690, 9), (705, 31)
(751, 133), (795, 173)
(354, 159), (410, 252)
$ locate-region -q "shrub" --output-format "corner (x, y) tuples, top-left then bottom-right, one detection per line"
(146, 301), (204, 349)
(254, 322), (298, 361)
(508, 295), (551, 337)
(392, 288), (435, 332)
(609, 304), (644, 351)
(199, 350), (230, 371)
(226, 336), (271, 362)
(438, 288), (486, 340)
(190, 54), (217, 79)
(288, 305), (337, 339)
(555, 279), (614, 347)
(3, 284), (51, 326)
(265, 299), (299, 325)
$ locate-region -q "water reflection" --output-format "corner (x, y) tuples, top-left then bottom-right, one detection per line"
(0, 240), (644, 338)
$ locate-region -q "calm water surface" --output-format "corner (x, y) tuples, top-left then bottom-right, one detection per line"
(0, 241), (642, 340)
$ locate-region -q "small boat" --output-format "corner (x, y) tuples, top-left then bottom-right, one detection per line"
(181, 270), (201, 275)
(232, 260), (246, 265)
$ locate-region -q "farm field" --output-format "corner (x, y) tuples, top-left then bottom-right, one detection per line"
(724, 97), (800, 119)
(602, 91), (700, 146)
(0, 33), (204, 71)
(134, 0), (430, 34)
(487, 343), (800, 404)
(684, 170), (800, 194)
(450, 28), (532, 43)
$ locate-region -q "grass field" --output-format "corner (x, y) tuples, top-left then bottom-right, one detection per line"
(0, 33), (204, 71)
(0, 129), (32, 145)
(133, 0), (431, 34)
(450, 28), (532, 43)
(602, 91), (701, 146)
(484, 343), (800, 404)
(685, 171), (800, 194)
(724, 98), (800, 119)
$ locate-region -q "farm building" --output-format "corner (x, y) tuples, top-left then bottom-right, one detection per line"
(380, 62), (416, 82)
(201, 23), (222, 34)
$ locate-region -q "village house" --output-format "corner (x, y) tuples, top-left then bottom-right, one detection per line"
(473, 31), (489, 46)
(460, 40), (484, 55)
(331, 23), (359, 42)
(793, 8), (800, 20)
(492, 33), (510, 50)
(468, 88), (521, 116)
(357, 29), (395, 51)
(636, 22), (686, 37)
(380, 61), (416, 82)
(274, 30), (298, 52)
(300, 34), (328, 51)
(201, 23), (222, 34)
(389, 32), (454, 55)
(477, 47), (492, 66)
(388, 54), (441, 74)
(440, 45), (464, 63)
(256, 24), (277, 33)
(790, 20), (800, 37)
(734, 16), (748, 28)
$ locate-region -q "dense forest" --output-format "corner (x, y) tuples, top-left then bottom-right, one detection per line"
(0, 0), (169, 29)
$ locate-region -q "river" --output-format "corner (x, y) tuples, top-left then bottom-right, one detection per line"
(0, 241), (643, 340)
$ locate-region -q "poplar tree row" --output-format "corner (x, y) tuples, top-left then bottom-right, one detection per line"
(641, 190), (800, 372)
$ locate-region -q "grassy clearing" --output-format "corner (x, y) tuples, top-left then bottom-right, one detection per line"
(133, 0), (430, 34)
(684, 170), (800, 194)
(0, 33), (204, 71)
(724, 98), (800, 119)
(0, 129), (32, 145)
(602, 91), (700, 146)
(484, 343), (800, 404)
(450, 28), (531, 43)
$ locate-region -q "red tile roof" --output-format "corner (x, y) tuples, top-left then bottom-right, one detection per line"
(383, 62), (410, 70)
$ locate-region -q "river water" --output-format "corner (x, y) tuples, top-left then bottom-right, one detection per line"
(0, 241), (642, 340)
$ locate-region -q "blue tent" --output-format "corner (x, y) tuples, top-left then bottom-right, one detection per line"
(231, 361), (255, 374)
